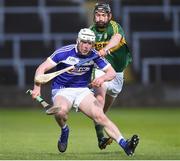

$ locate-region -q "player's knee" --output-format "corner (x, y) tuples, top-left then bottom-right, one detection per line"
(94, 111), (107, 125)
(55, 106), (68, 117)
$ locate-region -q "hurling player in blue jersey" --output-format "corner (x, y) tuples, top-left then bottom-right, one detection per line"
(31, 28), (138, 156)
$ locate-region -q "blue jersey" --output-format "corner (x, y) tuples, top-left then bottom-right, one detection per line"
(48, 44), (109, 89)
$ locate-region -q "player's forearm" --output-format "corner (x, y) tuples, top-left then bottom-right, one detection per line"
(34, 65), (46, 86)
(32, 65), (44, 98)
(34, 59), (55, 83)
(33, 68), (43, 93)
(102, 66), (116, 82)
(104, 33), (122, 52)
(91, 66), (115, 87)
(35, 61), (51, 77)
(33, 60), (52, 87)
(33, 63), (49, 97)
(34, 66), (46, 78)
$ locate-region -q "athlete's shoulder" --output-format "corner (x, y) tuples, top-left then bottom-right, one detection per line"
(110, 20), (120, 25)
(109, 20), (125, 36)
(50, 44), (75, 59)
(109, 20), (121, 33)
(52, 44), (75, 55)
(55, 44), (75, 53)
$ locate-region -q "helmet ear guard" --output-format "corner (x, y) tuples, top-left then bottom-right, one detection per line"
(78, 28), (96, 43)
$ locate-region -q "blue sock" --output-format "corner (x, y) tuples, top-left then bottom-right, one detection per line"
(59, 125), (69, 143)
(119, 138), (127, 149)
(61, 125), (69, 132)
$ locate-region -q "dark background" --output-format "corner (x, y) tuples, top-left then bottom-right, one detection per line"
(0, 0), (180, 107)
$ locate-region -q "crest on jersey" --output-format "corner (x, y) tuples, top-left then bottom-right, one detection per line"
(62, 56), (79, 65)
(67, 66), (90, 75)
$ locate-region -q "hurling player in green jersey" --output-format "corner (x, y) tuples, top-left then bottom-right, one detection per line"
(90, 3), (138, 151)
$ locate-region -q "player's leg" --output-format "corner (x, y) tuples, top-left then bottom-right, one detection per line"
(94, 93), (116, 149)
(103, 94), (116, 112)
(94, 86), (114, 149)
(93, 85), (111, 149)
(94, 72), (124, 149)
(104, 72), (124, 113)
(94, 84), (106, 107)
(79, 93), (139, 156)
(53, 94), (72, 153)
(79, 93), (121, 140)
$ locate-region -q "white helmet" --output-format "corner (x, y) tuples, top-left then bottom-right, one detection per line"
(78, 28), (96, 43)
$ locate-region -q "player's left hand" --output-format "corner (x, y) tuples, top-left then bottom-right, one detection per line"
(91, 77), (104, 87)
(98, 48), (107, 57)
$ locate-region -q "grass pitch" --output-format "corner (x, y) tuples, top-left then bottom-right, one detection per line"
(0, 107), (180, 160)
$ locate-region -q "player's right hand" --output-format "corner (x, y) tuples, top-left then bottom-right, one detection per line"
(91, 77), (104, 88)
(31, 86), (41, 99)
(98, 48), (107, 57)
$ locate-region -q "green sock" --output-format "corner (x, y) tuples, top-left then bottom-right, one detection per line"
(95, 124), (104, 141)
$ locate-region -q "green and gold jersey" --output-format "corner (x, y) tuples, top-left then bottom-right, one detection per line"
(90, 20), (132, 72)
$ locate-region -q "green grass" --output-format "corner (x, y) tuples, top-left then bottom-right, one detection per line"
(0, 107), (180, 160)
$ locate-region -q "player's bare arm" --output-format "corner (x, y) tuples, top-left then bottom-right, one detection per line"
(32, 59), (55, 99)
(91, 65), (115, 87)
(98, 33), (122, 57)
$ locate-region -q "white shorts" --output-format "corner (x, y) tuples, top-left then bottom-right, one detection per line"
(52, 87), (93, 111)
(95, 69), (124, 97)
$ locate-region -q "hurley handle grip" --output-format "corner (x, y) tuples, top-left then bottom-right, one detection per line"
(26, 89), (44, 103)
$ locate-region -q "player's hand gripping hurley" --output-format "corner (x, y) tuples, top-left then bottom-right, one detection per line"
(26, 89), (60, 115)
(35, 55), (99, 84)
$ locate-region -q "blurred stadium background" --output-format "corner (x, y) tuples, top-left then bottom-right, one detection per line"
(0, 0), (180, 107)
(0, 0), (180, 160)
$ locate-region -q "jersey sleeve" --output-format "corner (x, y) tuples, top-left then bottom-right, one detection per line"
(109, 21), (128, 52)
(94, 57), (110, 71)
(48, 49), (65, 65)
(110, 20), (125, 37)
